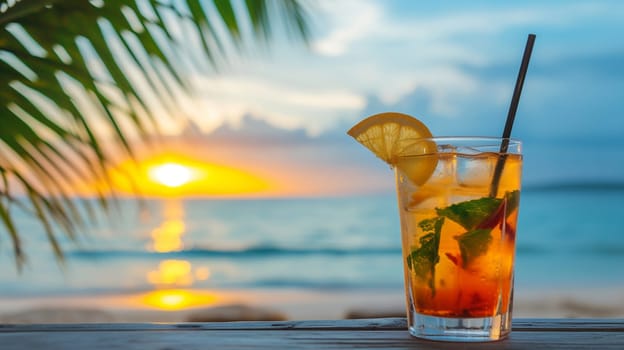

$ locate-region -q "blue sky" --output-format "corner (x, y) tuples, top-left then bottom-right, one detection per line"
(154, 0), (624, 194)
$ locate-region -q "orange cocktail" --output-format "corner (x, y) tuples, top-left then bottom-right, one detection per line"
(396, 138), (521, 340)
(348, 113), (522, 341)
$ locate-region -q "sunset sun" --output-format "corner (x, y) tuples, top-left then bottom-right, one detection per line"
(102, 152), (273, 197)
(149, 163), (194, 188)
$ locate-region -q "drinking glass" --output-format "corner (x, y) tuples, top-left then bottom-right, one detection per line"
(395, 137), (522, 342)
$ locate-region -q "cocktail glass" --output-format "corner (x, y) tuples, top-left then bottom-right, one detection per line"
(395, 137), (522, 342)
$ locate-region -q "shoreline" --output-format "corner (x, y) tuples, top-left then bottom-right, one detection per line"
(1, 286), (624, 323)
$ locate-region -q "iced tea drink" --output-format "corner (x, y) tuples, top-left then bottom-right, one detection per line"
(395, 137), (521, 341)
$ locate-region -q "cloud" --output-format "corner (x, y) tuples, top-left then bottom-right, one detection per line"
(188, 75), (366, 135)
(194, 76), (364, 110)
(372, 2), (623, 45)
(311, 0), (382, 56)
(452, 48), (624, 142)
(164, 85), (624, 197)
(196, 114), (309, 146)
(144, 0), (624, 191)
(305, 0), (624, 115)
(158, 0), (624, 139)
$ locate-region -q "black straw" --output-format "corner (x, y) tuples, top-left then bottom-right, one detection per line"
(489, 34), (536, 197)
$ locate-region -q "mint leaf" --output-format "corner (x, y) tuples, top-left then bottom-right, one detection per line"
(436, 197), (502, 230)
(407, 233), (438, 278)
(407, 217), (444, 294)
(454, 228), (492, 267)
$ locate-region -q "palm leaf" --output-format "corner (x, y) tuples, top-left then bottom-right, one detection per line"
(0, 0), (311, 267)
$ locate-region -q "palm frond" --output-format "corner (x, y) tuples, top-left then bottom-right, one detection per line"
(0, 0), (311, 267)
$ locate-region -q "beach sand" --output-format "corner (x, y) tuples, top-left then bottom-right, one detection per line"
(0, 289), (401, 323)
(1, 287), (623, 323)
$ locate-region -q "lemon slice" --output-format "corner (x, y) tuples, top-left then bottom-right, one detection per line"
(347, 112), (438, 185)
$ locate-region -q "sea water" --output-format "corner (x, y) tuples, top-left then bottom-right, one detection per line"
(0, 187), (623, 297)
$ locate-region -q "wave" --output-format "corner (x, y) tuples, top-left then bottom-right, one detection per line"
(249, 279), (403, 289)
(0, 279), (402, 297)
(68, 243), (624, 260)
(68, 245), (402, 260)
(523, 181), (624, 192)
(516, 244), (624, 257)
(576, 244), (624, 256)
(516, 244), (550, 255)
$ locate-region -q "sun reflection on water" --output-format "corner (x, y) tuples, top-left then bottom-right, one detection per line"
(148, 260), (194, 286)
(143, 200), (214, 310)
(150, 220), (186, 252)
(148, 200), (185, 253)
(141, 289), (219, 310)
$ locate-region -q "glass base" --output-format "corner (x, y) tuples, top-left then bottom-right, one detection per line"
(409, 312), (511, 342)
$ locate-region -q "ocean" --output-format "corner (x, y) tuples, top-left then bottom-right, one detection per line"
(1, 187), (623, 299)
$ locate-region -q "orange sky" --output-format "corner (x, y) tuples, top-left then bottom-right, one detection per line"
(79, 136), (391, 199)
(106, 152), (273, 198)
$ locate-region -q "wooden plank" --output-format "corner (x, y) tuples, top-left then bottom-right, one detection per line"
(512, 318), (624, 331)
(2, 318), (624, 332)
(1, 328), (624, 349)
(1, 319), (623, 349)
(0, 318), (407, 332)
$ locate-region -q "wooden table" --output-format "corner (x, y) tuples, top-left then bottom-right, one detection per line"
(1, 318), (623, 349)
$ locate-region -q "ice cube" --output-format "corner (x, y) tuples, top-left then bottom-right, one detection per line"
(457, 155), (496, 188)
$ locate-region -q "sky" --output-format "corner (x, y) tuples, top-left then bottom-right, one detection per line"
(120, 0), (624, 197)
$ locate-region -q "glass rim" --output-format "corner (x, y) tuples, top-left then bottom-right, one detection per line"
(412, 136), (522, 142)
(396, 136), (522, 158)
